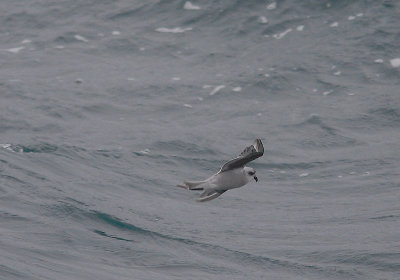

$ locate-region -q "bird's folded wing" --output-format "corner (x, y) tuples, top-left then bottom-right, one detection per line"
(219, 139), (264, 172)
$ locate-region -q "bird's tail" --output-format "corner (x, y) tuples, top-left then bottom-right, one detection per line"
(176, 180), (207, 190)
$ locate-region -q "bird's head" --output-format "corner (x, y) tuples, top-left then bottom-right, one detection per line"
(244, 166), (258, 182)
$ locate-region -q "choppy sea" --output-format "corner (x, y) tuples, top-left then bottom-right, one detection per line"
(1, 1), (399, 279)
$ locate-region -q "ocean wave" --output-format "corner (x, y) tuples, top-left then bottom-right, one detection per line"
(88, 210), (361, 279)
(288, 115), (363, 149)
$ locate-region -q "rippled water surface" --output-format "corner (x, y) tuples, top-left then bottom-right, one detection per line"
(1, 1), (399, 279)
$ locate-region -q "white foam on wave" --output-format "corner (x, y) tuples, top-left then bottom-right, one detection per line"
(333, 70), (341, 76)
(1, 144), (23, 153)
(21, 39), (31, 44)
(74, 34), (89, 42)
(183, 104), (193, 108)
(140, 148), (150, 154)
(267, 2), (277, 10)
(209, 85), (225, 96)
(112, 31), (121, 35)
(183, 1), (201, 10)
(296, 25), (304, 31)
(1, 144), (12, 151)
(374, 59), (384, 63)
(4, 46), (25, 53)
(258, 16), (268, 24)
(348, 16), (356, 21)
(156, 27), (192, 33)
(390, 58), (400, 68)
(330, 22), (339, 27)
(232, 87), (242, 92)
(273, 28), (292, 39)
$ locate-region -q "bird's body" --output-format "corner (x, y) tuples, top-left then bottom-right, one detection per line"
(211, 167), (251, 190)
(177, 139), (264, 202)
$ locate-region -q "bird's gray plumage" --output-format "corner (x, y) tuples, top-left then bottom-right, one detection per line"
(177, 139), (264, 202)
(219, 139), (264, 172)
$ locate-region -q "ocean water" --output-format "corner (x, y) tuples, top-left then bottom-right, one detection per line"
(1, 1), (399, 279)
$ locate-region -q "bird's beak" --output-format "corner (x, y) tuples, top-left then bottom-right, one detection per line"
(254, 176), (258, 182)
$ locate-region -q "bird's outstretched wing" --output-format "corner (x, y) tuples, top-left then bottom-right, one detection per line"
(196, 189), (226, 202)
(219, 139), (264, 172)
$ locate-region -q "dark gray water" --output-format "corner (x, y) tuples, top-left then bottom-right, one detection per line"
(1, 1), (399, 279)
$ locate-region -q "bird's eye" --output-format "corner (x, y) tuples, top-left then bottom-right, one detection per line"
(248, 171), (255, 176)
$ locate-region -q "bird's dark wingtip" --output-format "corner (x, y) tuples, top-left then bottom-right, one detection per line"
(254, 139), (264, 155)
